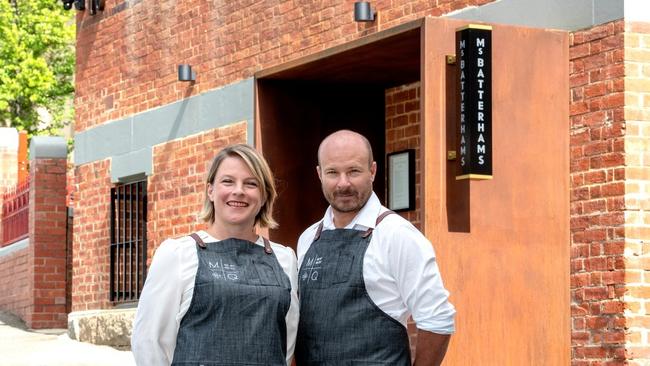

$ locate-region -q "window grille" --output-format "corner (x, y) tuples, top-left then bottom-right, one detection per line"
(110, 180), (147, 303)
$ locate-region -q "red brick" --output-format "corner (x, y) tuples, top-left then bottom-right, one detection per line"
(584, 83), (608, 98)
(67, 4), (645, 365)
(586, 316), (609, 330)
(582, 346), (608, 358)
(567, 18), (633, 365)
(570, 43), (591, 60)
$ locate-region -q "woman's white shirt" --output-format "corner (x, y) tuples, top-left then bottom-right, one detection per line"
(131, 230), (299, 366)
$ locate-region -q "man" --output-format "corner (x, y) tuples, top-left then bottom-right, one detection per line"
(295, 130), (455, 366)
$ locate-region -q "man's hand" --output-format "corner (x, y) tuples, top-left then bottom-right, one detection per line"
(413, 330), (451, 366)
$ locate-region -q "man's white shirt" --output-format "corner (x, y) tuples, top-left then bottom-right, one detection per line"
(297, 192), (455, 334)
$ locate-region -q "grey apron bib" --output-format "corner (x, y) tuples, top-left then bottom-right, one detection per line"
(172, 235), (291, 366)
(295, 211), (411, 366)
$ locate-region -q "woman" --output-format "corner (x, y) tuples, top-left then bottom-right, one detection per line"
(132, 144), (299, 366)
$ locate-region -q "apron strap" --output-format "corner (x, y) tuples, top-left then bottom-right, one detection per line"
(376, 210), (396, 225)
(362, 210), (396, 238)
(263, 237), (273, 255)
(191, 232), (273, 254)
(313, 221), (325, 242)
(190, 232), (207, 249)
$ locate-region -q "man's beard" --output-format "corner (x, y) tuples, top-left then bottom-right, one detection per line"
(328, 189), (366, 213)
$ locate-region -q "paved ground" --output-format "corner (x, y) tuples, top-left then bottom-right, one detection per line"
(0, 311), (135, 366)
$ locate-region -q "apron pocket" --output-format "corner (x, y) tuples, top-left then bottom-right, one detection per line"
(251, 259), (281, 286)
(333, 253), (354, 284)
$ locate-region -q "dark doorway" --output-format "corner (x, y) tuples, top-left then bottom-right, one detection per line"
(255, 22), (421, 248)
(257, 81), (386, 247)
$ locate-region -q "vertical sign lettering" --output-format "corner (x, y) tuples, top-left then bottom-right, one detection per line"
(456, 25), (493, 180)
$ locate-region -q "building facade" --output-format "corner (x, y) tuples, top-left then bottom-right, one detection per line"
(71, 0), (650, 364)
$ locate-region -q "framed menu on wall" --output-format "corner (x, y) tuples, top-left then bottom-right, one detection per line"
(387, 149), (415, 212)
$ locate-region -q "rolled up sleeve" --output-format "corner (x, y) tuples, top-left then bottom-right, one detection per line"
(387, 223), (456, 335)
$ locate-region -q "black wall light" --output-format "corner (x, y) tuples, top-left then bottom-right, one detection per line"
(178, 65), (196, 82)
(61, 0), (84, 10)
(354, 1), (376, 22)
(61, 0), (104, 14)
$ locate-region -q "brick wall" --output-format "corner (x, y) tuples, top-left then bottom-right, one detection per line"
(569, 20), (627, 365)
(27, 158), (69, 328)
(623, 21), (650, 365)
(0, 246), (29, 322)
(71, 160), (112, 312)
(72, 0), (498, 313)
(74, 0), (494, 133)
(71, 123), (246, 311)
(71, 1), (650, 364)
(0, 153), (69, 328)
(386, 82), (422, 229)
(148, 122), (247, 262)
(386, 82), (429, 358)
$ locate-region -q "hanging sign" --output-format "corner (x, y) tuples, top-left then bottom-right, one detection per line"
(456, 24), (493, 180)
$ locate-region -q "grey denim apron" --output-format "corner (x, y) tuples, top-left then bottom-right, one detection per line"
(295, 211), (411, 366)
(171, 234), (291, 366)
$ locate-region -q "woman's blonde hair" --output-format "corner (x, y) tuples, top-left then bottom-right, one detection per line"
(198, 144), (278, 229)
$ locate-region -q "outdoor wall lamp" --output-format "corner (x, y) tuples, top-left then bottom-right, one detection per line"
(354, 1), (376, 22)
(61, 0), (84, 10)
(61, 0), (104, 14)
(178, 65), (196, 82)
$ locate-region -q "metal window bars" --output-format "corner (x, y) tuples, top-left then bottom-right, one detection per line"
(110, 180), (147, 303)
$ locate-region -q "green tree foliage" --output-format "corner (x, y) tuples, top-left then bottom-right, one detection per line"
(0, 0), (75, 136)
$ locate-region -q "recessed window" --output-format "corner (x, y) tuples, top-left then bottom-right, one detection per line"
(110, 180), (147, 303)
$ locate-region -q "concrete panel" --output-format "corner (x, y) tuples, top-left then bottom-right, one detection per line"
(447, 0), (623, 31)
(131, 97), (201, 151)
(30, 136), (67, 159)
(199, 78), (254, 145)
(0, 238), (28, 258)
(595, 0), (624, 25)
(75, 118), (132, 164)
(110, 147), (152, 182)
(75, 78), (255, 168)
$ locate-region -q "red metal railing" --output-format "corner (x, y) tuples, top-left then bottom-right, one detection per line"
(1, 178), (30, 247)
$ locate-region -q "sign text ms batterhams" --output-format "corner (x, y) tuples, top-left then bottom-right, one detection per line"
(456, 24), (492, 180)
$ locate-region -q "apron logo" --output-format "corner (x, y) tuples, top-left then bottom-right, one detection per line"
(301, 256), (322, 283)
(208, 260), (240, 281)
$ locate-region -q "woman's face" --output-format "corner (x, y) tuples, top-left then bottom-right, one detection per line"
(208, 156), (263, 230)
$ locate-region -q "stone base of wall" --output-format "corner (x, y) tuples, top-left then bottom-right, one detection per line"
(68, 308), (135, 348)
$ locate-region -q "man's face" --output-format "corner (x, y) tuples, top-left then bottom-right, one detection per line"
(317, 138), (376, 218)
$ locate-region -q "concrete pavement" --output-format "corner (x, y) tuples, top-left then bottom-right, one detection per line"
(0, 311), (135, 366)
